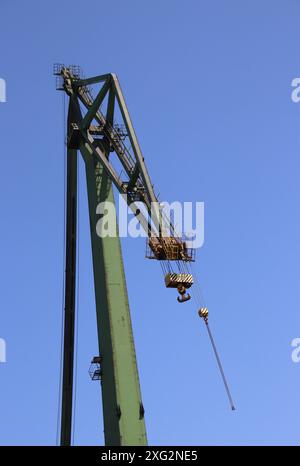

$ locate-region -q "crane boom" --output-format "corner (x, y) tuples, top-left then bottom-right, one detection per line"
(56, 66), (159, 233)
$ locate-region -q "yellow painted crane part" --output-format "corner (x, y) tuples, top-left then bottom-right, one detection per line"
(198, 307), (209, 322)
(165, 273), (193, 303)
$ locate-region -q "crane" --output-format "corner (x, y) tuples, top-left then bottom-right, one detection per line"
(54, 64), (234, 447)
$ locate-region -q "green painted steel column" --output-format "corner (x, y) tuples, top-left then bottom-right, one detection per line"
(80, 143), (147, 446)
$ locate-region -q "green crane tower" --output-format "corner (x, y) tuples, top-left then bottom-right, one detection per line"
(55, 65), (152, 446)
(55, 65), (195, 446)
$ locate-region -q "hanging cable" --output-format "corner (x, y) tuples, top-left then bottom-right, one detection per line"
(198, 308), (236, 411)
(156, 208), (236, 411)
(187, 261), (206, 308)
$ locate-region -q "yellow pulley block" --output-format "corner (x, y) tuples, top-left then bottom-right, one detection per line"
(198, 307), (209, 322)
(165, 273), (193, 303)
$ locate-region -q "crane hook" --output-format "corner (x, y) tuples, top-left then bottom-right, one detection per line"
(177, 284), (191, 303)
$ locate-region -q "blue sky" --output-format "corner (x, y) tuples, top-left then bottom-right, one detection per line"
(0, 0), (299, 446)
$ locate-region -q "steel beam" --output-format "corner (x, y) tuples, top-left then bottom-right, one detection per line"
(111, 75), (158, 206)
(81, 78), (111, 129)
(60, 145), (77, 446)
(80, 145), (147, 446)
